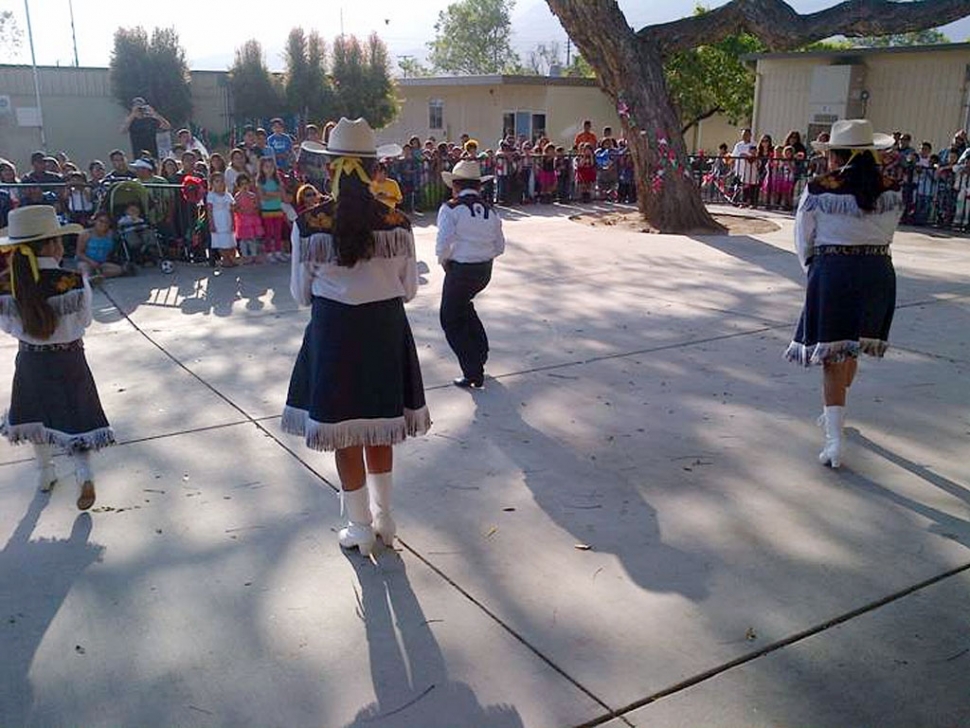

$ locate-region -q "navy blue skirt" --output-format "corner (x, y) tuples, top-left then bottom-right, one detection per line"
(282, 296), (431, 451)
(1, 341), (115, 451)
(786, 245), (896, 366)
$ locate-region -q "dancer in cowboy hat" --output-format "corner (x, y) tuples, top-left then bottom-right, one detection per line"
(784, 119), (903, 469)
(282, 118), (430, 555)
(436, 159), (505, 390)
(0, 206), (115, 510)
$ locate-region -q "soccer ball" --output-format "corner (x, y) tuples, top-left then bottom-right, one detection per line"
(159, 260), (175, 274)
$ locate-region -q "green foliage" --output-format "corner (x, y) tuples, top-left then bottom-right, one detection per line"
(398, 57), (432, 78)
(229, 39), (284, 123)
(330, 33), (397, 128)
(0, 10), (22, 61)
(109, 26), (193, 125)
(848, 29), (950, 47)
(427, 0), (520, 75)
(284, 28), (336, 122)
(665, 30), (764, 132)
(564, 54), (596, 79)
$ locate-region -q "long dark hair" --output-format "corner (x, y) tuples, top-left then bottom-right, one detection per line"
(332, 159), (382, 267)
(830, 149), (884, 212)
(10, 239), (58, 340)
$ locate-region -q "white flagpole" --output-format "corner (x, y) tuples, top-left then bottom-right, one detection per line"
(23, 0), (46, 148)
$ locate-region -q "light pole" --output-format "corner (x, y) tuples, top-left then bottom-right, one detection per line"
(23, 0), (46, 148)
(68, 0), (79, 66)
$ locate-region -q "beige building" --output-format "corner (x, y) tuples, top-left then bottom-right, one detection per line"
(378, 75), (623, 150)
(748, 43), (970, 149)
(0, 64), (230, 170)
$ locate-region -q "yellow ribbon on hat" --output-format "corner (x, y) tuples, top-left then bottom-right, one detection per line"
(0, 244), (41, 299)
(329, 157), (372, 200)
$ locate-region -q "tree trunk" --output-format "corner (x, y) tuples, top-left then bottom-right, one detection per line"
(547, 0), (724, 233)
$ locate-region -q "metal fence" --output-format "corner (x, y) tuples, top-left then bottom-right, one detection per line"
(5, 156), (970, 236)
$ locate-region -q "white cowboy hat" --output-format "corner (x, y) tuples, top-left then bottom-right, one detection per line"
(811, 119), (894, 152)
(323, 117), (402, 159)
(0, 206), (83, 247)
(441, 159), (494, 188)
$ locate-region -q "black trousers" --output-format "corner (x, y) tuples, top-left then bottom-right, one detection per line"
(440, 260), (493, 381)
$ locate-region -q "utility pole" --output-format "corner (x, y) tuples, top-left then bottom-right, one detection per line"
(23, 0), (46, 147)
(68, 0), (79, 66)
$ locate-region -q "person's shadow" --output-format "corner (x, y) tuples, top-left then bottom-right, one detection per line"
(474, 380), (712, 601)
(0, 492), (104, 726)
(343, 552), (524, 728)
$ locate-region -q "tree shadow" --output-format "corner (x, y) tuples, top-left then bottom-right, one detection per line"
(471, 379), (712, 601)
(342, 551), (524, 728)
(0, 492), (104, 726)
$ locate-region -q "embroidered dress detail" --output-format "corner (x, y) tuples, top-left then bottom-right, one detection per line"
(282, 406), (432, 451)
(784, 337), (888, 367)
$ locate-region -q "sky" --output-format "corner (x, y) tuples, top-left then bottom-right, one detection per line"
(2, 0), (970, 73)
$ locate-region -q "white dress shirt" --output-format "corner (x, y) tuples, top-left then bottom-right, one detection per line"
(436, 189), (506, 265)
(794, 187), (903, 272)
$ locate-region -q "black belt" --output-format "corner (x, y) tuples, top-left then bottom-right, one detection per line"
(19, 339), (84, 352)
(815, 245), (891, 257)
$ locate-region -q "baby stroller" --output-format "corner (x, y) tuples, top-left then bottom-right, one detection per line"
(102, 180), (166, 269)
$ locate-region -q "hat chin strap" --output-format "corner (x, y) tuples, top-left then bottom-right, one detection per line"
(330, 157), (371, 200)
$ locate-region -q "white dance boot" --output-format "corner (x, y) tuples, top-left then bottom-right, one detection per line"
(338, 486), (376, 556)
(34, 443), (57, 493)
(819, 406), (845, 469)
(369, 472), (396, 546)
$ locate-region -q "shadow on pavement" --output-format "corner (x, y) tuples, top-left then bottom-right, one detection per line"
(474, 380), (712, 601)
(343, 551), (523, 728)
(0, 495), (103, 726)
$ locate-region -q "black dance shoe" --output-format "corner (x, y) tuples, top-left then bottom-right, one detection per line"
(453, 376), (485, 390)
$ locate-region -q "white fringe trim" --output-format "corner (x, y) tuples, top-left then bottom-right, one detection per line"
(0, 286), (87, 319)
(300, 228), (415, 265)
(281, 405), (431, 452)
(801, 189), (903, 217)
(784, 338), (888, 367)
(0, 419), (115, 451)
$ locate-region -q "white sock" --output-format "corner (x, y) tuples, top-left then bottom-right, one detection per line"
(72, 449), (94, 483)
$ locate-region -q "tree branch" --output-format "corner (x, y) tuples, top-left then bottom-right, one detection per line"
(639, 0), (970, 58)
(681, 107), (724, 136)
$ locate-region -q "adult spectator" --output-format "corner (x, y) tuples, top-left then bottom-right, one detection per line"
(731, 128), (758, 206)
(176, 128), (208, 159)
(574, 119), (597, 150)
(783, 130), (807, 158)
(241, 125), (262, 175)
(0, 158), (19, 211)
(304, 124), (322, 143)
(103, 150), (135, 182)
(20, 151), (64, 207)
(120, 97), (171, 159)
(950, 129), (967, 158)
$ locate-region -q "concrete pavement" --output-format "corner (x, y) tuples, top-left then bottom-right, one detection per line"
(1, 203), (968, 727)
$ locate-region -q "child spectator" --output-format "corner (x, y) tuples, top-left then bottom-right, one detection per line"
(537, 143), (557, 203)
(206, 171), (236, 268)
(494, 142), (513, 204)
(935, 149), (959, 228)
(232, 172), (263, 264)
(555, 146), (571, 202)
(731, 129), (759, 207)
(617, 140), (636, 203)
(65, 170), (94, 226)
(257, 157), (286, 262)
(76, 211), (124, 279)
(913, 143), (935, 224)
(575, 142), (597, 203)
(775, 146), (797, 211)
(370, 162), (403, 209)
(266, 118), (295, 172)
(225, 148), (248, 194)
(117, 202), (156, 263)
(595, 138), (618, 202)
(518, 141), (535, 203)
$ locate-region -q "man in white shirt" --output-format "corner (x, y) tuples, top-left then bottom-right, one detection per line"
(436, 160), (505, 389)
(731, 127), (758, 206)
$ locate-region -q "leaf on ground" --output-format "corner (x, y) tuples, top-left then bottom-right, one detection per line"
(574, 543), (592, 551)
(745, 627), (757, 641)
(485, 526), (498, 538)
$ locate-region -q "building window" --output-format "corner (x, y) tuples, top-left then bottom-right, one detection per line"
(531, 113), (546, 140)
(429, 99), (443, 130)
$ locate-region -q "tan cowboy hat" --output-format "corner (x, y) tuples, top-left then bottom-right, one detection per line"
(323, 117), (402, 159)
(811, 119), (894, 152)
(441, 159), (494, 188)
(0, 205), (83, 247)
